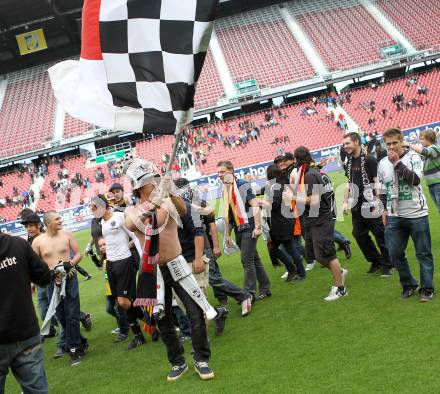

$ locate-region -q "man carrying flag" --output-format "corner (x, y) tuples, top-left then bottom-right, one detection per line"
(49, 0), (220, 379)
(124, 158), (216, 381)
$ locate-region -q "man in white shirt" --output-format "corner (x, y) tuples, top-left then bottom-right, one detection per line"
(91, 195), (145, 349)
(378, 128), (434, 301)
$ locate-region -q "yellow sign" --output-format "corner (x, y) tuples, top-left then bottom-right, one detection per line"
(16, 28), (48, 55)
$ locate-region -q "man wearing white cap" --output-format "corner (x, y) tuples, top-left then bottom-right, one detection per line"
(123, 157), (216, 382)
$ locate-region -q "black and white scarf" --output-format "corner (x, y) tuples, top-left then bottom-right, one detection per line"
(347, 147), (376, 213)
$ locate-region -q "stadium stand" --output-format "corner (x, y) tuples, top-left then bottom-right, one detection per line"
(342, 69), (440, 132)
(2, 68), (440, 215)
(194, 49), (225, 110)
(375, 0), (440, 51)
(215, 5), (316, 88)
(36, 155), (119, 212)
(1, 0), (440, 220)
(63, 114), (94, 139)
(135, 100), (343, 175)
(0, 171), (32, 222)
(289, 0), (394, 72)
(0, 66), (56, 158)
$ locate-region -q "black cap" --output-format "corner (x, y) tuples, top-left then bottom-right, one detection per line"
(174, 178), (189, 188)
(274, 155), (284, 164)
(20, 212), (41, 225)
(283, 152), (294, 162)
(109, 183), (124, 192)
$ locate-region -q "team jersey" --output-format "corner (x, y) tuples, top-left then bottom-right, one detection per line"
(101, 211), (132, 261)
(378, 150), (428, 218)
(320, 171), (336, 219)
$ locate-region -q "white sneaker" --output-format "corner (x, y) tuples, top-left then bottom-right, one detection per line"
(281, 271), (289, 279)
(241, 296), (252, 316)
(341, 268), (348, 286)
(111, 327), (120, 334)
(324, 286), (348, 301)
(305, 262), (316, 271)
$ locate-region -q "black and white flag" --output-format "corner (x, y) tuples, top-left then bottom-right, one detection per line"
(49, 0), (219, 135)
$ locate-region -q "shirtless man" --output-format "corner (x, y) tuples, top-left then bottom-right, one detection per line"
(32, 211), (88, 367)
(124, 158), (215, 382)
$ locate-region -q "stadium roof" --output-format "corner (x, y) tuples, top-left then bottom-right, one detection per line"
(0, 0), (284, 76)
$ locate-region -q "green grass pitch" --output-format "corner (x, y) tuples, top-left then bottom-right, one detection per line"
(5, 171), (440, 393)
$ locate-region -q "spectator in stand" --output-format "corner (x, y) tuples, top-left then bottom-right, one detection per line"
(368, 117), (376, 127)
(329, 111), (335, 122)
(417, 86), (428, 95)
(404, 129), (440, 213)
(0, 177), (2, 187)
(95, 169), (105, 183)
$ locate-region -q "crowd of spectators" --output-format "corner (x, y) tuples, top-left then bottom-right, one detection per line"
(355, 77), (431, 130)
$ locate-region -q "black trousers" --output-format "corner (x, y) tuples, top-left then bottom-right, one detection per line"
(351, 208), (391, 267)
(206, 248), (248, 304)
(157, 264), (210, 366)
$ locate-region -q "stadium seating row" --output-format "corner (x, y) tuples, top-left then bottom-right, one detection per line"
(0, 0), (439, 154)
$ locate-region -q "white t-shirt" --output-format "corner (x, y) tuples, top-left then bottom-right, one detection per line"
(378, 150), (428, 218)
(102, 211), (136, 261)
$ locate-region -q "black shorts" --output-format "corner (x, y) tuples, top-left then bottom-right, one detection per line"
(107, 255), (137, 299)
(304, 218), (336, 264)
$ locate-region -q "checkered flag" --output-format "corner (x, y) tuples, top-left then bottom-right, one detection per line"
(49, 0), (219, 135)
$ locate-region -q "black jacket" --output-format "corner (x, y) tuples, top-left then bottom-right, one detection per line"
(178, 201), (205, 262)
(268, 180), (294, 243)
(0, 234), (52, 344)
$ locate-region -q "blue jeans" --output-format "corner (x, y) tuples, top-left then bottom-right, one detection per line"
(385, 216), (434, 291)
(46, 275), (88, 352)
(0, 335), (48, 394)
(172, 306), (191, 337)
(36, 285), (49, 321)
(270, 239), (306, 277)
(106, 296), (129, 335)
(428, 183), (440, 214)
(334, 230), (348, 246)
(293, 236), (313, 264)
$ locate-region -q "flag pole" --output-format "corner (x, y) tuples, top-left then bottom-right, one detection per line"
(157, 127), (184, 202)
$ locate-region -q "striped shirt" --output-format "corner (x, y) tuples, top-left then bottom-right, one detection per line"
(420, 144), (440, 186)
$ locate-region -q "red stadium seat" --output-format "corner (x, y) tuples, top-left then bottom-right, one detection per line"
(376, 0), (440, 51)
(215, 6), (316, 89)
(343, 69), (440, 133)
